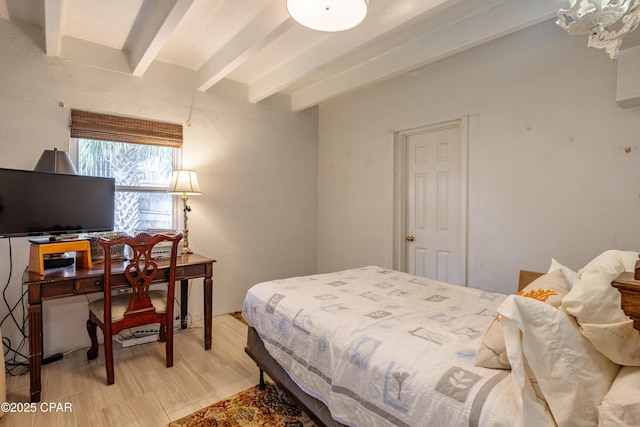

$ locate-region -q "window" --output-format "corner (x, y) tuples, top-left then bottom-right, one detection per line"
(69, 110), (183, 236)
(76, 140), (176, 235)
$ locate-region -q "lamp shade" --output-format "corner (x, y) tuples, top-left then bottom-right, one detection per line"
(287, 0), (368, 32)
(167, 170), (202, 195)
(34, 148), (78, 174)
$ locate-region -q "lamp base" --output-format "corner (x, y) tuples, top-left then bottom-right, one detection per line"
(181, 246), (194, 255)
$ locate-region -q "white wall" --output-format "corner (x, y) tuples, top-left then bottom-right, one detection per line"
(318, 19), (640, 293)
(0, 19), (318, 358)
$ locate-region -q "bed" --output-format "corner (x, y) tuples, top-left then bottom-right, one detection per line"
(242, 251), (640, 427)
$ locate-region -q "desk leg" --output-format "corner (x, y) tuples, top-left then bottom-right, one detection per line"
(180, 280), (188, 329)
(28, 303), (42, 403)
(204, 263), (212, 350)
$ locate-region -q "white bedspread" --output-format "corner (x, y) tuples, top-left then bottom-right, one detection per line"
(242, 266), (520, 427)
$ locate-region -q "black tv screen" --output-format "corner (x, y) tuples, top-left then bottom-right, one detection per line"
(0, 168), (115, 238)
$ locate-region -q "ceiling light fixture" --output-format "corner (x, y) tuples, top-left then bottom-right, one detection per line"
(287, 0), (369, 32)
(557, 0), (640, 60)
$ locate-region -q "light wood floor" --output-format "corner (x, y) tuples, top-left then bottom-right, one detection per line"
(3, 315), (260, 426)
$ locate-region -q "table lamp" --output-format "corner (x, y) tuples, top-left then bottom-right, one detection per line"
(34, 147), (78, 174)
(167, 170), (202, 254)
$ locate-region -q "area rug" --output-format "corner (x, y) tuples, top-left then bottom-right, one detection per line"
(169, 383), (316, 427)
(229, 311), (248, 326)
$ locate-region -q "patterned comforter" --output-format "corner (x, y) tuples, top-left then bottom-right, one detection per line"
(242, 266), (520, 427)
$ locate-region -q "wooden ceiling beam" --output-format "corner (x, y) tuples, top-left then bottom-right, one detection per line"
(125, 0), (195, 77)
(290, 0), (560, 111)
(247, 0), (471, 104)
(44, 0), (63, 56)
(196, 1), (293, 92)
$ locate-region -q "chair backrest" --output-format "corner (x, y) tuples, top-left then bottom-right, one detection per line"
(98, 232), (183, 326)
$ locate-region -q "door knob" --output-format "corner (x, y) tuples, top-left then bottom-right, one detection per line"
(405, 235), (415, 242)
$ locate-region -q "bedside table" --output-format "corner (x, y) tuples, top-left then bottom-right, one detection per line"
(612, 272), (640, 332)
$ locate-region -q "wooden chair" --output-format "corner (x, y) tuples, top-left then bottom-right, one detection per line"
(86, 232), (182, 385)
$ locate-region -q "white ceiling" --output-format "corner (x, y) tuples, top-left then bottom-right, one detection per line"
(0, 0), (564, 111)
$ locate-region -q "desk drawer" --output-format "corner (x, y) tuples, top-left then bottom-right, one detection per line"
(75, 277), (104, 293)
(41, 280), (75, 299)
(176, 264), (206, 280)
(65, 266), (198, 294)
(74, 275), (130, 293)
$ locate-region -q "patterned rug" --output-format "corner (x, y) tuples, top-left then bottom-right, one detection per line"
(229, 311), (248, 326)
(169, 383), (316, 427)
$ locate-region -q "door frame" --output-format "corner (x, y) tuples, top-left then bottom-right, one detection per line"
(392, 115), (476, 284)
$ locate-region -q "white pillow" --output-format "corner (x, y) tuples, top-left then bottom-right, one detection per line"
(598, 366), (640, 426)
(547, 258), (579, 288)
(499, 295), (620, 427)
(560, 250), (640, 365)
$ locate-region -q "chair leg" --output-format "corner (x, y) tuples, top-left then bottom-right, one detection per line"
(159, 322), (167, 342)
(104, 335), (114, 385)
(86, 319), (99, 360)
(166, 321), (174, 368)
(258, 368), (265, 390)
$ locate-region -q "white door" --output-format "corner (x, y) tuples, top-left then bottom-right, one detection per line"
(404, 123), (465, 284)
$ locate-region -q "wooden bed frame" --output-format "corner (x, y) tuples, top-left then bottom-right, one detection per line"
(244, 270), (544, 426)
(518, 270), (543, 291)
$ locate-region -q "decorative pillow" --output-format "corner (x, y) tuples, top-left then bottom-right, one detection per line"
(560, 250), (640, 365)
(499, 295), (621, 427)
(475, 269), (570, 369)
(598, 366), (640, 425)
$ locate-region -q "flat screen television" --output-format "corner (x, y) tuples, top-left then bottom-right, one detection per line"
(0, 168), (115, 238)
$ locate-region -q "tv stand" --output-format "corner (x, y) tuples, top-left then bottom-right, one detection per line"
(28, 240), (92, 275)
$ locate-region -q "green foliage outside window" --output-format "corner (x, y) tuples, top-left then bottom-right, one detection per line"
(77, 140), (175, 235)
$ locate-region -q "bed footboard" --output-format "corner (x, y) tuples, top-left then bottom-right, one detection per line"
(245, 326), (346, 427)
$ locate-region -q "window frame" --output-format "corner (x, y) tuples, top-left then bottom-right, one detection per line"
(68, 110), (184, 234)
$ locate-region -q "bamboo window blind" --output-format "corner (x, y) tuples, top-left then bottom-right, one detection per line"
(69, 109), (183, 148)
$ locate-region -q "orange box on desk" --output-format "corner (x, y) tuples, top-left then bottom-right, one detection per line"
(28, 240), (92, 275)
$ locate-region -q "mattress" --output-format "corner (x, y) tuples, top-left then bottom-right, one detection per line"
(242, 266), (520, 427)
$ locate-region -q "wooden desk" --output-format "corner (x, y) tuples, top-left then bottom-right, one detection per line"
(612, 272), (640, 332)
(22, 253), (215, 403)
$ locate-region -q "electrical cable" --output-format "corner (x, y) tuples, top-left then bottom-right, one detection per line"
(173, 281), (194, 331)
(1, 238), (30, 375)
